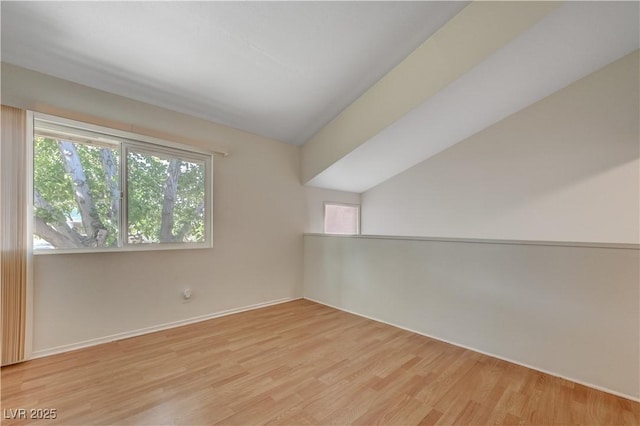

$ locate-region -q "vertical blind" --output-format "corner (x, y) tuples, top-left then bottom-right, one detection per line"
(1, 105), (28, 365)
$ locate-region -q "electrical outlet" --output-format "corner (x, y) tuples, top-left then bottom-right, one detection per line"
(182, 288), (192, 303)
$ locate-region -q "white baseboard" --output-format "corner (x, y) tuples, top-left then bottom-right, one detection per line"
(304, 297), (640, 403)
(27, 295), (639, 403)
(30, 297), (301, 360)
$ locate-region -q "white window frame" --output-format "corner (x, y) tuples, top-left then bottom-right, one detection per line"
(323, 202), (361, 235)
(30, 112), (214, 254)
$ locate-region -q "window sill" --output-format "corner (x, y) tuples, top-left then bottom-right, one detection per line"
(33, 242), (212, 255)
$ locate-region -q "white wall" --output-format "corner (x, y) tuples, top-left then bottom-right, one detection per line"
(362, 51), (639, 244)
(304, 51), (640, 401)
(305, 187), (360, 234)
(304, 235), (640, 400)
(2, 63), (306, 355)
(302, 2), (558, 183)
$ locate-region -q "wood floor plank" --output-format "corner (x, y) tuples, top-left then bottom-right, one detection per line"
(1, 299), (638, 425)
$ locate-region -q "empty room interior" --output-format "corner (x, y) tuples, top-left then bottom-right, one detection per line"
(1, 1), (639, 425)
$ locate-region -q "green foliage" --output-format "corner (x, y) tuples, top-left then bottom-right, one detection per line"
(127, 151), (166, 242)
(34, 137), (75, 220)
(175, 161), (206, 242)
(34, 136), (206, 248)
(75, 143), (119, 247)
(34, 137), (120, 247)
(127, 151), (205, 243)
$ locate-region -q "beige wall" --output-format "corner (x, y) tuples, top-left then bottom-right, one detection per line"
(2, 64), (306, 355)
(362, 51), (640, 244)
(304, 234), (640, 400)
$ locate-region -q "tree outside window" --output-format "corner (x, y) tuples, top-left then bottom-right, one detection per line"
(33, 116), (211, 251)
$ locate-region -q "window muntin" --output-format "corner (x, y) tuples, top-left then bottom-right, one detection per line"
(32, 115), (212, 252)
(324, 202), (360, 235)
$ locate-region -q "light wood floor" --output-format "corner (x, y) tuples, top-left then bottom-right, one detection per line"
(1, 299), (638, 425)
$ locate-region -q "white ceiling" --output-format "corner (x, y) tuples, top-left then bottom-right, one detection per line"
(3, 2), (638, 195)
(308, 1), (640, 193)
(0, 1), (467, 145)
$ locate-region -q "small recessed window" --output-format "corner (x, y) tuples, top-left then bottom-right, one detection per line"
(324, 203), (360, 235)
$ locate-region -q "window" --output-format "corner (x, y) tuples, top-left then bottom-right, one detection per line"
(324, 202), (360, 235)
(32, 114), (212, 252)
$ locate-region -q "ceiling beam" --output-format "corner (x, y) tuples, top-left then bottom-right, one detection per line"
(301, 1), (559, 185)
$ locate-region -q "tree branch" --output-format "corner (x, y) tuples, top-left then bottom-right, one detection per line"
(57, 140), (109, 246)
(160, 159), (181, 242)
(100, 147), (120, 222)
(175, 201), (205, 242)
(34, 189), (84, 248)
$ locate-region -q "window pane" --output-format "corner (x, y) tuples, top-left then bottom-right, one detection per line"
(324, 204), (359, 235)
(33, 136), (120, 249)
(33, 114), (213, 252)
(127, 150), (206, 244)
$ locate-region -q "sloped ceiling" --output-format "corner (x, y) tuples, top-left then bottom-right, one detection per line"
(2, 2), (638, 194)
(306, 1), (640, 193)
(0, 1), (467, 144)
